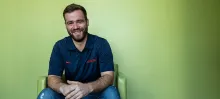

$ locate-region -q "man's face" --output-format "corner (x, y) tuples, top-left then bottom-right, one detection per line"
(64, 10), (89, 42)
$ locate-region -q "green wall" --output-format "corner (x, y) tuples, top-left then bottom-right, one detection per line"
(0, 0), (219, 99)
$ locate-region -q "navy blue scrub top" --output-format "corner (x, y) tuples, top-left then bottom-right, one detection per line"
(48, 33), (114, 83)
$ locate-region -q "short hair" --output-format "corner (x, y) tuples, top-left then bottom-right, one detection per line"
(63, 3), (88, 21)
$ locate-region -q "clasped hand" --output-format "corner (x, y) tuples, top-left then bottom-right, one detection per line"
(60, 80), (92, 99)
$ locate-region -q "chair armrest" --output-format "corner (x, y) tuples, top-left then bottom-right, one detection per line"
(118, 72), (127, 99)
(37, 76), (47, 95)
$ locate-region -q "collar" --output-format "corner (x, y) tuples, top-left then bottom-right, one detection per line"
(67, 33), (94, 51)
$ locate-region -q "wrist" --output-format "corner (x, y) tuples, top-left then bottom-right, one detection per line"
(59, 84), (66, 93)
(87, 83), (94, 93)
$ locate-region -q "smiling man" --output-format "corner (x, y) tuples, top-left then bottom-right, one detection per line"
(37, 3), (120, 99)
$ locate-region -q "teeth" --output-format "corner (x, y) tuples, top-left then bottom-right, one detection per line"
(71, 32), (81, 34)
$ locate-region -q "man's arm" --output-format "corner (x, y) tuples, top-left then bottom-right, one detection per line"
(86, 39), (115, 92)
(48, 42), (68, 94)
(48, 75), (78, 96)
(87, 71), (114, 92)
(48, 75), (67, 93)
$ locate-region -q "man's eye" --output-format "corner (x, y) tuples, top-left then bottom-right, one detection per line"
(77, 20), (84, 23)
(67, 22), (73, 25)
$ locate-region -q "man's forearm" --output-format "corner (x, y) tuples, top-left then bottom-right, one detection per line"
(48, 75), (67, 93)
(87, 74), (114, 93)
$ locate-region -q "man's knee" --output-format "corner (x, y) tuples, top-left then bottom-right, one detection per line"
(101, 86), (120, 99)
(37, 88), (64, 99)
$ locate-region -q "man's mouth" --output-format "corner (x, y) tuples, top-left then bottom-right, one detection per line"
(71, 30), (81, 34)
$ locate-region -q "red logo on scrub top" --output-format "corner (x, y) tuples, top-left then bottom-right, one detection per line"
(87, 59), (96, 63)
(66, 61), (71, 64)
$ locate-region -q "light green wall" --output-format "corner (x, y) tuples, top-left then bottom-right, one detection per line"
(0, 0), (219, 99)
(181, 1), (220, 99)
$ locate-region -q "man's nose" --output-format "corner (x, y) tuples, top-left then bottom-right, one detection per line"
(72, 23), (79, 29)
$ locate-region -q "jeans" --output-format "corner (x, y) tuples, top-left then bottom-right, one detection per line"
(37, 86), (120, 99)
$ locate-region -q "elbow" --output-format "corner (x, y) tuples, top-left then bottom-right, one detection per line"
(110, 75), (114, 85)
(47, 76), (53, 88)
(108, 74), (114, 85)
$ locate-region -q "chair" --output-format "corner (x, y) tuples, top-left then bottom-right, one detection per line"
(37, 64), (127, 99)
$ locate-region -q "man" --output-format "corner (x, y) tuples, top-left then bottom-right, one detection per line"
(37, 3), (120, 99)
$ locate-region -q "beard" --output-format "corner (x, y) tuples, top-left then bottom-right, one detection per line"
(68, 27), (88, 42)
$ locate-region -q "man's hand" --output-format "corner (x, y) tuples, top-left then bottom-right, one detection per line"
(65, 80), (93, 99)
(59, 84), (76, 97)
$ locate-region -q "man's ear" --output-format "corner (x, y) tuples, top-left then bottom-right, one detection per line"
(86, 19), (89, 26)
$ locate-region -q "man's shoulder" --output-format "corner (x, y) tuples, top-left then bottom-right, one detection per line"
(53, 36), (71, 48)
(90, 33), (108, 44)
(56, 36), (70, 43)
(89, 34), (111, 52)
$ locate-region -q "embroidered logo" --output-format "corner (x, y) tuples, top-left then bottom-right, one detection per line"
(66, 61), (71, 64)
(87, 59), (96, 63)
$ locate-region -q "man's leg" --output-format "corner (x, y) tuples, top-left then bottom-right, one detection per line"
(82, 86), (120, 99)
(99, 86), (120, 99)
(82, 94), (100, 99)
(37, 88), (65, 99)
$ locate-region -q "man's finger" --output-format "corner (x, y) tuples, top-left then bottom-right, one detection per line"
(65, 88), (79, 99)
(70, 90), (82, 99)
(63, 85), (77, 96)
(67, 80), (78, 84)
(74, 91), (83, 99)
(63, 88), (73, 96)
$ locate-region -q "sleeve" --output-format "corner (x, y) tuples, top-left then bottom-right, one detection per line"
(48, 41), (64, 76)
(98, 39), (114, 72)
